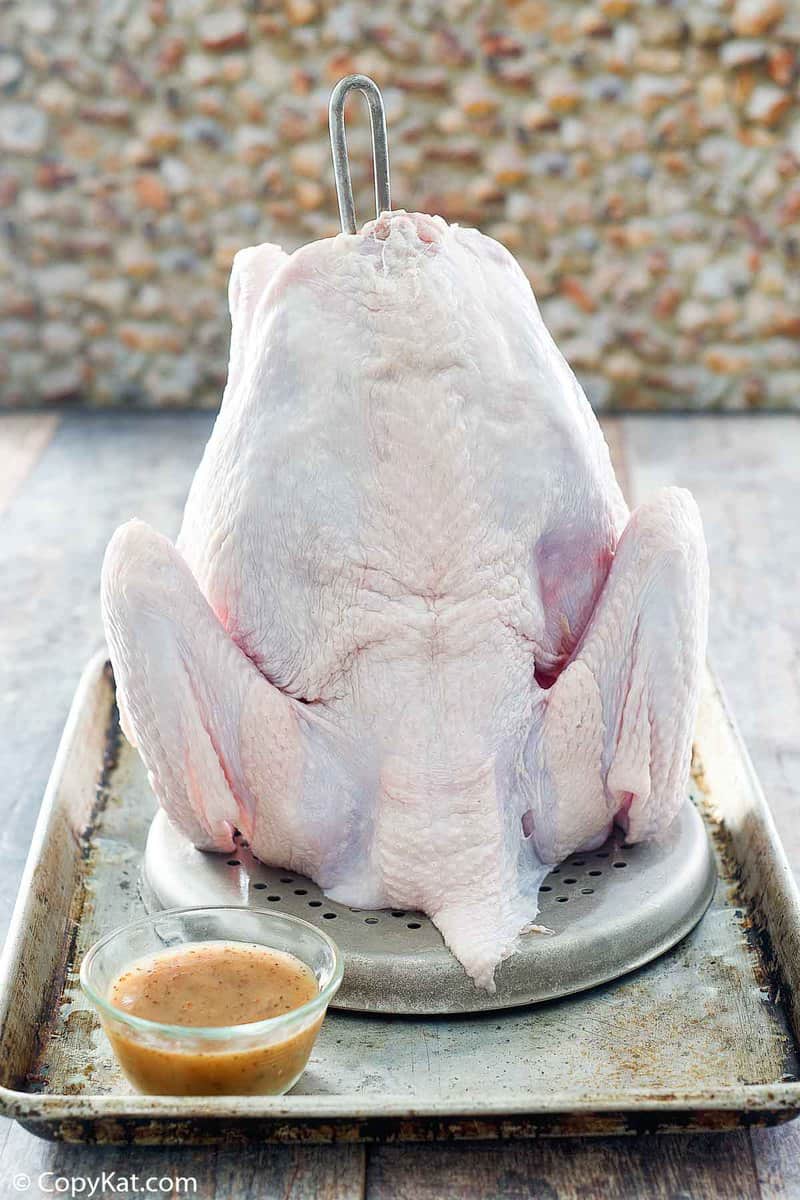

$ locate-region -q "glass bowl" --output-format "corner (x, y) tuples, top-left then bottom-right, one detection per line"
(80, 905), (343, 1096)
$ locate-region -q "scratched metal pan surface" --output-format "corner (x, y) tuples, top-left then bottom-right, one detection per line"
(1, 652), (799, 1144)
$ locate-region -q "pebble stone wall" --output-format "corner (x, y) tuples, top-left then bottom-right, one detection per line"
(0, 0), (798, 409)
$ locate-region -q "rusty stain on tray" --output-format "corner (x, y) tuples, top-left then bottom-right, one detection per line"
(693, 741), (797, 1028)
(2, 655), (800, 1143)
(77, 661), (122, 847)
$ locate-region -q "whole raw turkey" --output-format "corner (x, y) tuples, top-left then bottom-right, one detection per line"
(102, 211), (709, 989)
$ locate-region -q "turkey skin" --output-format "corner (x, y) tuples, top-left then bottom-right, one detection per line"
(102, 210), (709, 989)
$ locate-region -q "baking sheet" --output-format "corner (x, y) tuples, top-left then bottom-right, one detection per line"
(1, 652), (799, 1143)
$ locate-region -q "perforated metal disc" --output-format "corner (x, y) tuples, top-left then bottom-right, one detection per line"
(142, 801), (716, 1015)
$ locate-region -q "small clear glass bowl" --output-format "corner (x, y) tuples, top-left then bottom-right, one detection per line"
(80, 906), (343, 1096)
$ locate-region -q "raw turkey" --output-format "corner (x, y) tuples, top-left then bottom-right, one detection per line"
(102, 210), (709, 989)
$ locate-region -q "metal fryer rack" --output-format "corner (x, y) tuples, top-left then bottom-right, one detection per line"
(143, 800), (716, 1015)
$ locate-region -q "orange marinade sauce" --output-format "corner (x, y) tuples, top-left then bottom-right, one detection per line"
(105, 942), (320, 1095)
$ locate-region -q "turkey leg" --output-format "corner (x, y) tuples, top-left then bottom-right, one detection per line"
(102, 519), (304, 858)
(531, 487), (709, 863)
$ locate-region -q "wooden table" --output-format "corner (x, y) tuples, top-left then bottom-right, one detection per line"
(0, 411), (798, 1199)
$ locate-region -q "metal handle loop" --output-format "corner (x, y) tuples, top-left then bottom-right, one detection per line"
(329, 74), (391, 235)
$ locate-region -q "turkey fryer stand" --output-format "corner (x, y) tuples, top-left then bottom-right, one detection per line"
(142, 796), (716, 1016)
(2, 653), (800, 1143)
(115, 70), (718, 1018)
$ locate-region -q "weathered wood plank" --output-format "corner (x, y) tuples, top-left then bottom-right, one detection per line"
(0, 412), (214, 939)
(0, 413), (60, 517)
(1, 411), (798, 1195)
(751, 1121), (800, 1200)
(0, 1118), (365, 1200)
(213, 1142), (365, 1200)
(366, 1134), (761, 1200)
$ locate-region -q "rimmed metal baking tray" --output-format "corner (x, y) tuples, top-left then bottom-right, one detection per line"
(1, 651), (799, 1144)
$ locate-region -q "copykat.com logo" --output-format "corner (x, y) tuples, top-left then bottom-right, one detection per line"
(12, 1173), (197, 1196)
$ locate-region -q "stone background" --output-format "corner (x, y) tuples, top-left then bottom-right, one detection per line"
(0, 0), (798, 411)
